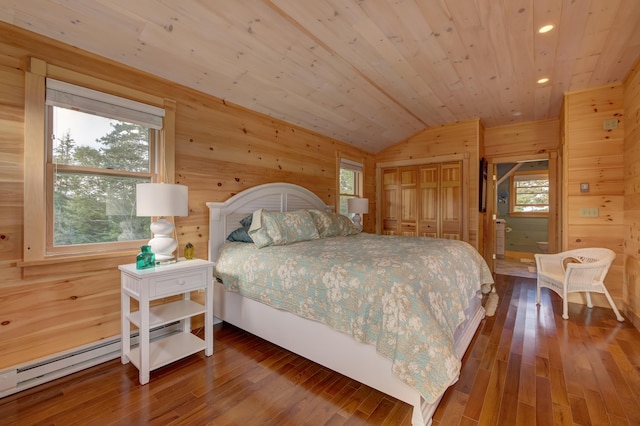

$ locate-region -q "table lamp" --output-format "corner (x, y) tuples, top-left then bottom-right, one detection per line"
(136, 183), (188, 262)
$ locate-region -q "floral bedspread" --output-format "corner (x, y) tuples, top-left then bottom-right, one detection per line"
(214, 233), (493, 403)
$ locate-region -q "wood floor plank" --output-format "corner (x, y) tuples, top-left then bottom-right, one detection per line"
(551, 401), (574, 426)
(477, 359), (508, 425)
(535, 376), (554, 426)
(519, 360), (536, 406)
(434, 389), (468, 425)
(583, 388), (611, 426)
(549, 366), (570, 407)
(2, 274), (640, 425)
(462, 367), (491, 421)
(569, 395), (592, 426)
(336, 381), (374, 419)
(498, 352), (522, 424)
(515, 402), (536, 426)
(380, 397), (412, 425)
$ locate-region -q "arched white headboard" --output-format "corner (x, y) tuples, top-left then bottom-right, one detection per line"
(206, 183), (333, 261)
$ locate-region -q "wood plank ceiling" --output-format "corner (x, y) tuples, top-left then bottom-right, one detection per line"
(1, 0), (639, 153)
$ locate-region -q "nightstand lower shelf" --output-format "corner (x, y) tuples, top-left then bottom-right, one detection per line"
(127, 299), (206, 329)
(127, 332), (206, 372)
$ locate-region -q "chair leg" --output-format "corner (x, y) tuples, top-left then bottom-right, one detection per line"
(585, 292), (593, 308)
(601, 288), (625, 322)
(562, 298), (569, 320)
(536, 283), (541, 306)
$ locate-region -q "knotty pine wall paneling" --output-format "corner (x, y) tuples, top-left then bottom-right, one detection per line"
(563, 85), (625, 311)
(484, 119), (560, 160)
(0, 22), (373, 370)
(624, 60), (640, 328)
(376, 119), (481, 250)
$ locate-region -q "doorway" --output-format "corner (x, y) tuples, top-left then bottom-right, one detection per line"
(484, 152), (560, 274)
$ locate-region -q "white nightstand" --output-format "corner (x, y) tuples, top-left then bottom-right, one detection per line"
(119, 258), (214, 384)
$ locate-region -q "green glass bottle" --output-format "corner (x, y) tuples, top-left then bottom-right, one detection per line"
(136, 245), (155, 270)
(184, 242), (194, 260)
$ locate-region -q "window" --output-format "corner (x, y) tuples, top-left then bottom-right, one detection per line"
(23, 58), (174, 262)
(45, 79), (165, 254)
(339, 158), (364, 215)
(510, 171), (549, 214)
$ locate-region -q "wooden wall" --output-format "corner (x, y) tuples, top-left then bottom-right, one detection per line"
(563, 85), (625, 310)
(0, 23), (374, 370)
(375, 119), (483, 250)
(484, 119), (560, 159)
(624, 60), (640, 328)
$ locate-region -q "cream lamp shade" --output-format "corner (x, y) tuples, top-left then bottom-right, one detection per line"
(136, 183), (188, 262)
(347, 197), (368, 232)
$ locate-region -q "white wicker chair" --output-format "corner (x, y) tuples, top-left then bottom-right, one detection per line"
(535, 248), (623, 321)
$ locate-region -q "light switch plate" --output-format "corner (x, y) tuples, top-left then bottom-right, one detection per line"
(603, 118), (619, 130)
(579, 207), (599, 217)
(580, 183), (589, 193)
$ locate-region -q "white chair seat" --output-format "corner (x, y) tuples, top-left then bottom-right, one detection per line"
(535, 248), (623, 321)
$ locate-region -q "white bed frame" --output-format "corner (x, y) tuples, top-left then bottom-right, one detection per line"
(207, 183), (485, 425)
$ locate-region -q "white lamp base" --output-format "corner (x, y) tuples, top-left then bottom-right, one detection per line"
(148, 217), (178, 262)
(351, 213), (363, 232)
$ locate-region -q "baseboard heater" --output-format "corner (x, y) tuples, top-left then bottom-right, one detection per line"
(0, 322), (183, 398)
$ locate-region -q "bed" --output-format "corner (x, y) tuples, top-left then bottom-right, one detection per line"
(207, 183), (492, 425)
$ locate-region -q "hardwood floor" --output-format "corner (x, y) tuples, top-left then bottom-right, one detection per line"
(2, 274), (640, 425)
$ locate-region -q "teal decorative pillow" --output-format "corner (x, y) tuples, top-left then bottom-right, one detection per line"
(249, 209), (320, 248)
(226, 226), (253, 243)
(239, 214), (253, 227)
(309, 209), (359, 237)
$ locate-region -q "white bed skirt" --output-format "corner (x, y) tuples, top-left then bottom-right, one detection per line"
(214, 281), (485, 426)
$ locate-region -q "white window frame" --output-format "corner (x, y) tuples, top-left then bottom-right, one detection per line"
(509, 170), (550, 216)
(339, 157), (364, 215)
(23, 58), (176, 263)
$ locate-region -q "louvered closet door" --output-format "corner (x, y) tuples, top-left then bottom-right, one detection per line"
(381, 168), (400, 235)
(440, 162), (462, 240)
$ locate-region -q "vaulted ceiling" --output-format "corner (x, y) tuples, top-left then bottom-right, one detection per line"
(2, 0), (640, 153)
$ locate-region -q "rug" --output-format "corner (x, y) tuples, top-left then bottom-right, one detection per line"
(484, 292), (499, 317)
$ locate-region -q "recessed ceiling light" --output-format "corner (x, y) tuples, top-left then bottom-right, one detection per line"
(538, 24), (554, 34)
(512, 111), (522, 117)
(537, 77), (549, 84)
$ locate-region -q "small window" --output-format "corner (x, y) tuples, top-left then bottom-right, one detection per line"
(510, 171), (549, 215)
(339, 158), (363, 215)
(45, 79), (164, 254)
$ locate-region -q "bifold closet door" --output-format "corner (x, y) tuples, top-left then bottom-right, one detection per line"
(381, 168), (400, 235)
(439, 162), (462, 240)
(381, 161), (461, 239)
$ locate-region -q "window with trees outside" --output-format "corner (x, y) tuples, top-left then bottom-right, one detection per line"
(45, 79), (164, 254)
(510, 171), (549, 215)
(339, 158), (363, 215)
